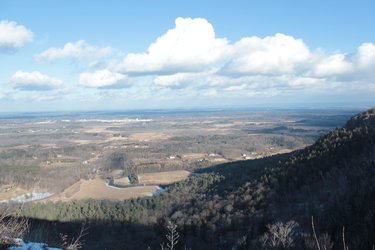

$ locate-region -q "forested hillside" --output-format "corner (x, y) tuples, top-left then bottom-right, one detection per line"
(19, 108), (375, 249)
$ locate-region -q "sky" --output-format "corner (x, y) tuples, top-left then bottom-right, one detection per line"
(1, 0), (375, 112)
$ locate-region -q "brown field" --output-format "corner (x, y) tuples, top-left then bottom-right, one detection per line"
(40, 143), (59, 149)
(270, 148), (295, 155)
(179, 127), (231, 135)
(182, 153), (207, 160)
(82, 127), (112, 134)
(138, 170), (191, 185)
(104, 136), (128, 142)
(210, 157), (227, 162)
(129, 132), (171, 141)
(47, 177), (159, 202)
(71, 140), (95, 145)
(114, 177), (130, 186)
(13, 144), (31, 149)
(42, 170), (191, 202)
(0, 186), (28, 200)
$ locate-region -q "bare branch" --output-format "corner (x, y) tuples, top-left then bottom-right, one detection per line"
(312, 216), (321, 250)
(162, 221), (179, 250)
(342, 226), (348, 250)
(61, 223), (88, 250)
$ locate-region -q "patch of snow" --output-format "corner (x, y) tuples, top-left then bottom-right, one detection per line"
(33, 120), (56, 125)
(105, 182), (124, 190)
(153, 186), (166, 196)
(8, 239), (61, 250)
(0, 192), (54, 203)
(105, 182), (166, 196)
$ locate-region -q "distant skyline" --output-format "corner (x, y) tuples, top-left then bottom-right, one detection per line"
(1, 0), (375, 112)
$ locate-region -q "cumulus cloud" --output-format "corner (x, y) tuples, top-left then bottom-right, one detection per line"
(79, 69), (128, 88)
(33, 17), (369, 99)
(35, 40), (112, 61)
(309, 43), (375, 81)
(7, 71), (63, 91)
(119, 17), (229, 74)
(112, 17), (375, 97)
(222, 33), (311, 75)
(116, 19), (313, 77)
(356, 43), (375, 67)
(312, 54), (353, 77)
(1, 17), (373, 103)
(0, 20), (33, 52)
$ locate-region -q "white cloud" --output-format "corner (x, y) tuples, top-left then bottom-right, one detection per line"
(114, 18), (375, 97)
(355, 43), (375, 71)
(35, 40), (112, 61)
(153, 71), (215, 88)
(79, 69), (128, 88)
(203, 89), (218, 96)
(138, 18), (375, 96)
(246, 89), (280, 97)
(313, 54), (353, 77)
(119, 17), (229, 74)
(27, 92), (63, 101)
(8, 71), (63, 91)
(289, 76), (323, 87)
(3, 87), (70, 102)
(13, 17), (371, 102)
(153, 73), (190, 88)
(223, 33), (311, 75)
(118, 24), (312, 77)
(153, 70), (322, 94)
(309, 42), (375, 80)
(223, 84), (248, 91)
(0, 20), (33, 52)
(113, 18), (333, 95)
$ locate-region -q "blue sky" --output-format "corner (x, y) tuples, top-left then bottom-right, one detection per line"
(1, 0), (375, 111)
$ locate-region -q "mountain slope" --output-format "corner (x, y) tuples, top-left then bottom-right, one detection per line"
(179, 107), (375, 249)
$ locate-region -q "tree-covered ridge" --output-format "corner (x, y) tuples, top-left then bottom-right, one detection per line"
(20, 108), (375, 249)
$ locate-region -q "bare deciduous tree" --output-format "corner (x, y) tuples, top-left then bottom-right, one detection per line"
(60, 223), (87, 250)
(161, 221), (179, 250)
(0, 207), (28, 247)
(261, 220), (299, 249)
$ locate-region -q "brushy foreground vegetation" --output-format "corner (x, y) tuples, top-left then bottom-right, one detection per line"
(3, 108), (375, 249)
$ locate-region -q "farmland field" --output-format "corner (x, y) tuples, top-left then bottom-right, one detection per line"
(47, 177), (161, 202)
(0, 108), (358, 203)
